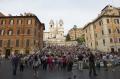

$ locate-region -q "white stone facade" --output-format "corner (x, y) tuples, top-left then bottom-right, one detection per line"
(44, 19), (65, 45)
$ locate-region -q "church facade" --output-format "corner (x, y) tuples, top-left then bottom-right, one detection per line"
(44, 19), (65, 45)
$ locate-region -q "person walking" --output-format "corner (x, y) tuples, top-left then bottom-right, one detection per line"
(67, 53), (73, 72)
(11, 53), (19, 76)
(62, 56), (67, 71)
(19, 56), (25, 72)
(88, 52), (97, 76)
(41, 55), (48, 71)
(78, 53), (84, 71)
(103, 54), (108, 71)
(48, 55), (53, 71)
(33, 55), (39, 77)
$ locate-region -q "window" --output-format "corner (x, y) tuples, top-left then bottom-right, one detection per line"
(17, 29), (20, 35)
(86, 29), (87, 33)
(96, 41), (98, 46)
(99, 20), (103, 26)
(117, 19), (119, 24)
(61, 33), (62, 36)
(114, 19), (119, 24)
(16, 39), (19, 47)
(106, 19), (109, 23)
(119, 38), (120, 43)
(26, 39), (30, 47)
(102, 30), (104, 35)
(27, 29), (31, 35)
(99, 21), (101, 26)
(7, 40), (11, 47)
(95, 33), (97, 38)
(9, 30), (13, 35)
(27, 19), (32, 25)
(1, 20), (6, 25)
(0, 30), (5, 35)
(118, 48), (120, 52)
(94, 25), (96, 29)
(0, 30), (1, 35)
(50, 25), (52, 28)
(34, 40), (36, 45)
(114, 38), (118, 43)
(86, 37), (88, 41)
(103, 39), (105, 46)
(23, 29), (25, 34)
(108, 29), (111, 34)
(17, 19), (22, 25)
(110, 38), (113, 43)
(9, 19), (14, 25)
(8, 30), (13, 35)
(34, 29), (36, 36)
(117, 29), (120, 33)
(60, 24), (62, 26)
(0, 40), (2, 47)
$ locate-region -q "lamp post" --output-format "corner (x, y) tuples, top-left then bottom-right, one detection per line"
(73, 25), (77, 40)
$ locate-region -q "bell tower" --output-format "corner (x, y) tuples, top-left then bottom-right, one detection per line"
(49, 19), (54, 38)
(49, 19), (54, 31)
(58, 19), (64, 39)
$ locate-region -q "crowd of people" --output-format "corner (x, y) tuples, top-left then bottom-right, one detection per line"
(0, 45), (120, 78)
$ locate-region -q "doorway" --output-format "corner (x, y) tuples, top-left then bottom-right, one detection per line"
(25, 50), (29, 55)
(15, 50), (19, 54)
(5, 49), (11, 58)
(118, 48), (120, 53)
(111, 48), (114, 53)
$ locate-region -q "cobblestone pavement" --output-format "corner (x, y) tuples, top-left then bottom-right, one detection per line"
(0, 60), (120, 79)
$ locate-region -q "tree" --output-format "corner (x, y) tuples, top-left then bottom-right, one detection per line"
(76, 35), (85, 44)
(66, 34), (71, 41)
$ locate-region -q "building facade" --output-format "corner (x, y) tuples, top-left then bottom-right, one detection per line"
(43, 19), (65, 45)
(0, 13), (45, 57)
(68, 26), (83, 41)
(83, 5), (120, 52)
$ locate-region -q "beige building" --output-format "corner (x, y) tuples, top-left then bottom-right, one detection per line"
(68, 26), (83, 41)
(83, 5), (120, 52)
(0, 12), (45, 57)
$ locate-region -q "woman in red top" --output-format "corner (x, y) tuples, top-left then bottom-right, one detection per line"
(48, 55), (53, 71)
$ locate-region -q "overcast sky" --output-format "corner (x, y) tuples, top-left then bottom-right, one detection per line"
(0, 0), (120, 34)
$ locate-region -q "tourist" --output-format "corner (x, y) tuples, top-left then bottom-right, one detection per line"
(62, 55), (67, 71)
(88, 52), (97, 76)
(67, 53), (73, 72)
(78, 53), (84, 71)
(11, 53), (19, 76)
(41, 55), (48, 71)
(103, 54), (108, 71)
(33, 55), (39, 77)
(19, 56), (25, 72)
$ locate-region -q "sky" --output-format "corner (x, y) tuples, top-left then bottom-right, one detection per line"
(0, 0), (120, 35)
